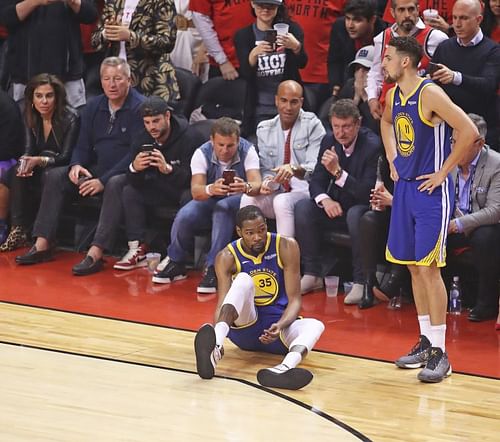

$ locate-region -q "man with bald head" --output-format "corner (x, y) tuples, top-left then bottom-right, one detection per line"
(240, 80), (325, 238)
(431, 0), (500, 150)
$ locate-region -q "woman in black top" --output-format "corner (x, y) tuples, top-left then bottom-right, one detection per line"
(0, 73), (80, 251)
(235, 0), (307, 136)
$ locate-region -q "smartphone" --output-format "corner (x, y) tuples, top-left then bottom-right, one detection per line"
(222, 169), (236, 186)
(263, 30), (277, 51)
(77, 175), (91, 186)
(140, 144), (154, 155)
(428, 62), (440, 76)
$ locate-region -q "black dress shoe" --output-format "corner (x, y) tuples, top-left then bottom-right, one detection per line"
(15, 246), (53, 265)
(373, 272), (401, 302)
(72, 255), (104, 276)
(468, 308), (497, 322)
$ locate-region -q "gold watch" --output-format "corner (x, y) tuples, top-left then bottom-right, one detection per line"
(333, 167), (343, 180)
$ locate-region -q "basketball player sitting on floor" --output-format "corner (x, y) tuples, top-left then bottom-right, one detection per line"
(194, 205), (325, 389)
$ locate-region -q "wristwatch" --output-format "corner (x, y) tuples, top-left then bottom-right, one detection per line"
(333, 167), (343, 180)
(245, 182), (253, 194)
(290, 164), (299, 175)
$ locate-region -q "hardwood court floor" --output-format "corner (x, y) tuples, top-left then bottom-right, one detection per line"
(1, 303), (499, 442)
(0, 249), (499, 441)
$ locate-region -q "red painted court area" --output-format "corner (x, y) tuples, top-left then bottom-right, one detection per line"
(1, 249), (499, 379)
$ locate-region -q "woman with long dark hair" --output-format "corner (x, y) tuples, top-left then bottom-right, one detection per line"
(235, 0), (307, 135)
(0, 73), (80, 251)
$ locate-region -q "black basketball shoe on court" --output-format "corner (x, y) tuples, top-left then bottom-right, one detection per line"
(395, 335), (431, 369)
(257, 364), (313, 390)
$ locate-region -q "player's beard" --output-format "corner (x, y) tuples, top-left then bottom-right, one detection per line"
(384, 68), (401, 84)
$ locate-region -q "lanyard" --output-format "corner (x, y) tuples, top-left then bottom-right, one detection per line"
(454, 166), (476, 215)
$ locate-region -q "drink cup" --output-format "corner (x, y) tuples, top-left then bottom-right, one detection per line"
(423, 9), (439, 21)
(273, 23), (289, 36)
(17, 158), (28, 175)
(324, 275), (340, 297)
(146, 252), (161, 273)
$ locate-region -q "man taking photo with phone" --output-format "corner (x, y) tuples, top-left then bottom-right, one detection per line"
(110, 96), (206, 272)
(152, 117), (262, 295)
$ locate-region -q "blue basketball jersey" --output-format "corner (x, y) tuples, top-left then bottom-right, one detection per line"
(227, 233), (288, 316)
(391, 78), (452, 180)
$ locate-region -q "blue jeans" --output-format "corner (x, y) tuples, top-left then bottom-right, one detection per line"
(167, 195), (242, 267)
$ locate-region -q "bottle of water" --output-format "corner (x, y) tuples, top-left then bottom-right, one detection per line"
(448, 276), (462, 315)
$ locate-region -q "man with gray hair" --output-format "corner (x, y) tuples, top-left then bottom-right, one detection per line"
(16, 57), (145, 271)
(447, 113), (500, 322)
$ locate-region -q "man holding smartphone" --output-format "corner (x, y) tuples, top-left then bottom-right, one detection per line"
(111, 96), (205, 271)
(152, 117), (262, 295)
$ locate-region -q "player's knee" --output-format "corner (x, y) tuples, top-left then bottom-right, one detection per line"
(233, 272), (254, 291)
(311, 318), (325, 336)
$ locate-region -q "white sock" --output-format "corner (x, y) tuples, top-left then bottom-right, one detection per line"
(214, 322), (229, 347)
(418, 315), (431, 340)
(429, 324), (446, 351)
(281, 351), (302, 369)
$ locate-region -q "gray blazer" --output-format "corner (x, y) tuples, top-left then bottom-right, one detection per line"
(451, 146), (500, 235)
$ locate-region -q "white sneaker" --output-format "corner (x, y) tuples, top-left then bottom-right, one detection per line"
(344, 283), (364, 304)
(113, 240), (148, 270)
(300, 274), (324, 295)
(194, 323), (223, 379)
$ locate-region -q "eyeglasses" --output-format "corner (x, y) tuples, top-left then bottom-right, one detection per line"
(107, 113), (116, 135)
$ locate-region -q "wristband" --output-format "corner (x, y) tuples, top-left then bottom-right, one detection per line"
(205, 184), (214, 196)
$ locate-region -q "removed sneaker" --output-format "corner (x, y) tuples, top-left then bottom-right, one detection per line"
(197, 265), (217, 294)
(194, 323), (223, 379)
(152, 256), (187, 284)
(257, 364), (313, 390)
(344, 283), (364, 305)
(395, 335), (432, 369)
(417, 347), (452, 383)
(113, 240), (148, 270)
(300, 274), (324, 295)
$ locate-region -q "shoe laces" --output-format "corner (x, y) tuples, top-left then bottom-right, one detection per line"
(409, 336), (430, 356)
(212, 345), (223, 363)
(120, 246), (142, 263)
(156, 256), (171, 272)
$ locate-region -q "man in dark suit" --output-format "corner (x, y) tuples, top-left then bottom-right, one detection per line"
(295, 99), (381, 301)
(447, 114), (500, 322)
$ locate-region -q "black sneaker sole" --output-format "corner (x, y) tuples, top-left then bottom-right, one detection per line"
(152, 274), (187, 284)
(256, 367), (313, 390)
(194, 323), (216, 379)
(197, 286), (217, 294)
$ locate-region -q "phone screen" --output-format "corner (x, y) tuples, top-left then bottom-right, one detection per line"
(222, 169), (236, 186)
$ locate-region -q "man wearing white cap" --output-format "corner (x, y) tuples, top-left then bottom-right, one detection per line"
(337, 45), (379, 134)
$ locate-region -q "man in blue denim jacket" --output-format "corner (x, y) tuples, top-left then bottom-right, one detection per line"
(240, 80), (325, 237)
(152, 117), (262, 294)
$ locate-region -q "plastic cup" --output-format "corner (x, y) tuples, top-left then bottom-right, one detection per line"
(423, 9), (439, 21)
(146, 252), (161, 273)
(324, 275), (340, 297)
(273, 23), (289, 36)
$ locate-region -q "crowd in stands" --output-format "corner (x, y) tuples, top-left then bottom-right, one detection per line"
(0, 0), (499, 326)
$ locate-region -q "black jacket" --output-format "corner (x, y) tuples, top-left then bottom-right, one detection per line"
(0, 0), (97, 83)
(0, 90), (24, 160)
(127, 114), (205, 204)
(327, 16), (387, 90)
(309, 127), (381, 210)
(24, 106), (80, 167)
(235, 21), (307, 136)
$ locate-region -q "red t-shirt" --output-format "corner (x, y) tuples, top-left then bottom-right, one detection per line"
(190, 0), (254, 67)
(287, 0), (346, 83)
(491, 25), (500, 44)
(0, 26), (7, 40)
(383, 0), (456, 24)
